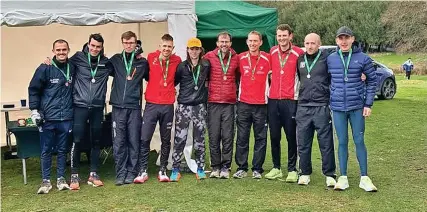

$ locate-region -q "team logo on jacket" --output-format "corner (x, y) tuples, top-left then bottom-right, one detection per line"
(50, 78), (59, 84)
(300, 62), (305, 68)
(243, 66), (250, 75)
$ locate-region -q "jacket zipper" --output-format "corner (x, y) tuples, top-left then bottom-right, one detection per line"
(60, 71), (64, 121)
(60, 78), (63, 121)
(344, 78), (347, 110)
(344, 54), (348, 110)
(89, 77), (92, 107)
(279, 50), (282, 100)
(123, 75), (128, 105)
(279, 68), (282, 99)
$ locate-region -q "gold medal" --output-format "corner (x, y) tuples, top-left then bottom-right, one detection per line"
(163, 82), (167, 87)
(223, 75), (227, 80)
(127, 76), (132, 80)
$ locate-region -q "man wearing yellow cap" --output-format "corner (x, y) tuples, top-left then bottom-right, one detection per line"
(170, 38), (211, 181)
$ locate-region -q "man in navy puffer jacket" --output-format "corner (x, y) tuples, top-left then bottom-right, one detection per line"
(327, 26), (378, 192)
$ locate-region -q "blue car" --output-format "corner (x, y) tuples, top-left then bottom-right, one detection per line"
(372, 61), (396, 100)
(305, 46), (397, 100)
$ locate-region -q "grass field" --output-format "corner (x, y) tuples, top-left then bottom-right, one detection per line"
(370, 52), (427, 74)
(2, 75), (427, 212)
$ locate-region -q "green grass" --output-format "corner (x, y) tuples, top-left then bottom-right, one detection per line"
(369, 52), (427, 74)
(2, 75), (427, 211)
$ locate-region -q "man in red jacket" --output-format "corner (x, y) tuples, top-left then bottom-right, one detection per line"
(233, 31), (271, 179)
(134, 34), (182, 183)
(203, 32), (240, 179)
(265, 24), (304, 182)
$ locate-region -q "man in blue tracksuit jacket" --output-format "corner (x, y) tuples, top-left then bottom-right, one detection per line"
(402, 58), (414, 80)
(29, 39), (76, 194)
(327, 26), (378, 192)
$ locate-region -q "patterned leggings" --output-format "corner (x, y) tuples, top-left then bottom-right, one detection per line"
(172, 103), (207, 169)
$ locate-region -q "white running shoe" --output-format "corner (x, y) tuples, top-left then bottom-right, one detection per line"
(359, 176), (377, 192)
(334, 176), (349, 191)
(298, 175), (310, 185)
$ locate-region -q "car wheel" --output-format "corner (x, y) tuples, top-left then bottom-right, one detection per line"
(378, 78), (396, 100)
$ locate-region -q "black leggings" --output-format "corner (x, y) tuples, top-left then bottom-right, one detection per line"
(71, 107), (103, 174)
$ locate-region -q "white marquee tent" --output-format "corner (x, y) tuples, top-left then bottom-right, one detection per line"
(1, 0), (197, 59)
(1, 0), (199, 172)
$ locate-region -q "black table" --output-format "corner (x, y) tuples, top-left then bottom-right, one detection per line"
(7, 115), (112, 184)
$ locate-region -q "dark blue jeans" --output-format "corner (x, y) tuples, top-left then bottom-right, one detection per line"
(332, 109), (368, 176)
(40, 120), (72, 180)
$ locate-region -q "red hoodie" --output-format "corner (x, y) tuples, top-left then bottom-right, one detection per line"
(145, 50), (182, 104)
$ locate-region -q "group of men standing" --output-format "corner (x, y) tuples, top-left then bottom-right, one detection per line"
(28, 24), (378, 194)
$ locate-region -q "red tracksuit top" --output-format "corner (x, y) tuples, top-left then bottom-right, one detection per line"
(238, 51), (271, 104)
(145, 50), (182, 104)
(268, 44), (304, 100)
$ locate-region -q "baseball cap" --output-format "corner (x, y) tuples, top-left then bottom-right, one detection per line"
(336, 26), (353, 37)
(187, 37), (202, 48)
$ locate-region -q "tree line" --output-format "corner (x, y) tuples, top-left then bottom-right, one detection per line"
(252, 1), (427, 53)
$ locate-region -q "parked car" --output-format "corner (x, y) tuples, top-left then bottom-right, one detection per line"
(302, 46), (397, 100)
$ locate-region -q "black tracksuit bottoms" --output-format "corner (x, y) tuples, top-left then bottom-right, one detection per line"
(207, 103), (235, 170)
(112, 107), (141, 180)
(296, 105), (336, 177)
(268, 99), (298, 172)
(71, 106), (103, 174)
(235, 102), (267, 173)
(138, 103), (174, 171)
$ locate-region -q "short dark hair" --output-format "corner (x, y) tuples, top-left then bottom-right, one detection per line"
(52, 39), (69, 49)
(121, 31), (137, 41)
(276, 24), (293, 34)
(88, 33), (104, 45)
(161, 34), (174, 42)
(217, 31), (232, 42)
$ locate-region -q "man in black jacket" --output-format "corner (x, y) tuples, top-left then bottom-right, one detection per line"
(29, 39), (76, 194)
(106, 31), (148, 185)
(295, 33), (336, 187)
(169, 38), (210, 182)
(69, 33), (110, 190)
